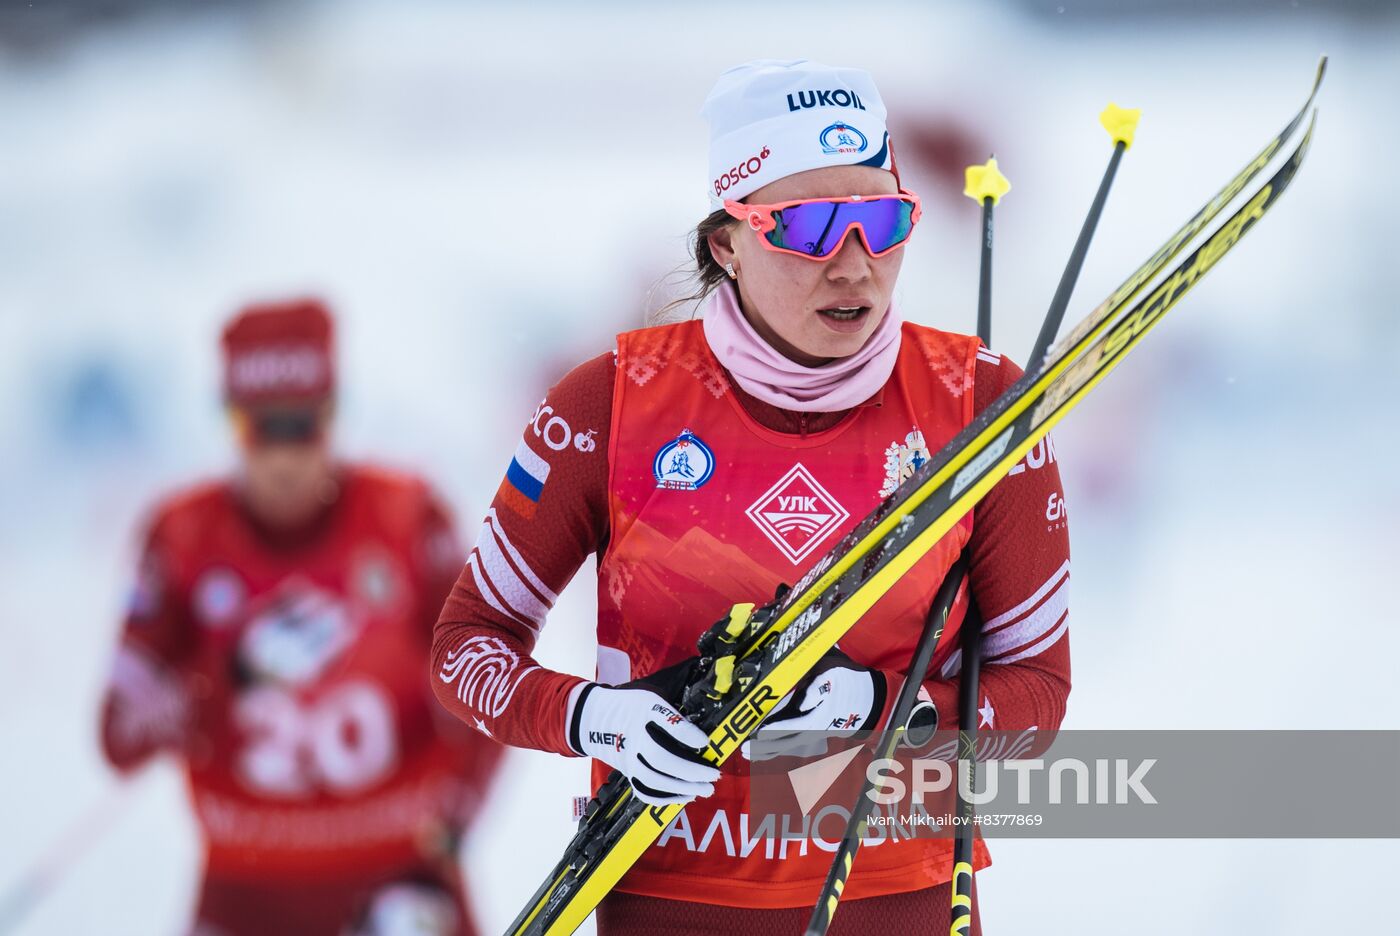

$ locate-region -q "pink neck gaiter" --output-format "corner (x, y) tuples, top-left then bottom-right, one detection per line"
(701, 280), (902, 413)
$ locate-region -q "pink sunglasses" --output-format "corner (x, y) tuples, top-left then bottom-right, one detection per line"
(723, 190), (922, 261)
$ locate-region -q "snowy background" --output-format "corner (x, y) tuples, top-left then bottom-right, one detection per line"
(1, 0), (1397, 933)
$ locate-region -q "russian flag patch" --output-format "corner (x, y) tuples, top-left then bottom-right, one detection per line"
(498, 441), (550, 518)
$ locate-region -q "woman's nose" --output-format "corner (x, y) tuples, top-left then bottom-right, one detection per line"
(824, 230), (874, 283)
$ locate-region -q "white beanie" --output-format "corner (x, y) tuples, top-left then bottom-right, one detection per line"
(702, 59), (895, 210)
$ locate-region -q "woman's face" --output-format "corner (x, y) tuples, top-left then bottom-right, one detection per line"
(708, 164), (904, 366)
(233, 405), (336, 528)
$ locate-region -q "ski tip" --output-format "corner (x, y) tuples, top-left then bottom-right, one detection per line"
(1100, 103), (1141, 149)
(963, 157), (1011, 206)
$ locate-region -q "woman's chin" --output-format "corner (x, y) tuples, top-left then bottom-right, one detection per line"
(799, 314), (880, 360)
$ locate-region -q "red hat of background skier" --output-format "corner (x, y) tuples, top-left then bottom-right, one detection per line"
(221, 298), (335, 406)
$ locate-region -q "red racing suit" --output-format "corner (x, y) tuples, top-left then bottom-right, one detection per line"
(102, 464), (501, 935)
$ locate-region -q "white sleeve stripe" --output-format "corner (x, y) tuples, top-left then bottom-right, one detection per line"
(466, 552), (541, 635)
(512, 440), (551, 484)
(986, 613), (1069, 666)
(108, 644), (187, 745)
(474, 526), (551, 626)
(486, 508), (559, 603)
(983, 561), (1071, 633)
(938, 561), (1070, 679)
(982, 575), (1069, 655)
(939, 609), (1070, 677)
(111, 642), (164, 695)
(484, 519), (556, 611)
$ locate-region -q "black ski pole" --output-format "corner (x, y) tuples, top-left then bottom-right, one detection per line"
(969, 157), (1008, 348)
(1029, 104), (1141, 371)
(947, 153), (1010, 936)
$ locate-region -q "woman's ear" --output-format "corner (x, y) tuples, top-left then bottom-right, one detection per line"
(707, 225), (737, 267)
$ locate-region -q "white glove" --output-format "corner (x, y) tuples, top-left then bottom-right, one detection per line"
(742, 652), (886, 761)
(567, 683), (721, 806)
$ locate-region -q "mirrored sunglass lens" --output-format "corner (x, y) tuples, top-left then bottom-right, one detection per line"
(855, 200), (914, 252)
(769, 202), (845, 256)
(768, 200), (913, 256)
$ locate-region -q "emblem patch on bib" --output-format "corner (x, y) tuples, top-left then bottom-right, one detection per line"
(653, 429), (716, 491)
(880, 427), (931, 498)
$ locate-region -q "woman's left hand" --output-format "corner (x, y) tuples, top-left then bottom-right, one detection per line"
(741, 647), (886, 760)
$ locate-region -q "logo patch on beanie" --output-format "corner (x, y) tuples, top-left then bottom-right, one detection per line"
(819, 122), (868, 156)
(786, 89), (868, 112)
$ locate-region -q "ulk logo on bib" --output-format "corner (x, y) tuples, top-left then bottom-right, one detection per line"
(745, 463), (850, 564)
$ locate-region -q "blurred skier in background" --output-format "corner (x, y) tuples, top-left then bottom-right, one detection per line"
(100, 298), (501, 935)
